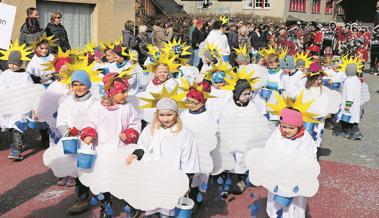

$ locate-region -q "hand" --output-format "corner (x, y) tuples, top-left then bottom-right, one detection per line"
(83, 136), (93, 145)
(31, 110), (39, 120)
(126, 154), (137, 165)
(119, 133), (126, 141)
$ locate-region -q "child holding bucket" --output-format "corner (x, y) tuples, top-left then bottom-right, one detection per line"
(127, 90), (200, 217)
(0, 41), (34, 160)
(264, 106), (317, 218)
(80, 72), (141, 218)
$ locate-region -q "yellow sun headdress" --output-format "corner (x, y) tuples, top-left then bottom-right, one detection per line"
(30, 33), (58, 50)
(63, 55), (102, 84)
(267, 91), (320, 123)
(337, 55), (364, 74)
(145, 43), (181, 73)
(294, 51), (312, 69)
(220, 15), (229, 25)
(179, 77), (216, 100)
(222, 66), (259, 91)
(138, 85), (190, 109)
(126, 49), (138, 62)
(162, 38), (192, 64)
(200, 42), (222, 61)
(42, 47), (72, 72)
(204, 60), (233, 81)
(234, 44), (248, 58)
(0, 40), (32, 62)
(259, 45), (287, 61)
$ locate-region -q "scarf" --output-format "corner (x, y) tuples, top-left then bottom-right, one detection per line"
(268, 68), (281, 75)
(152, 76), (166, 85)
(189, 105), (207, 114)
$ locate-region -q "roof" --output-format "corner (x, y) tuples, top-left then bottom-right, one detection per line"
(150, 0), (186, 16)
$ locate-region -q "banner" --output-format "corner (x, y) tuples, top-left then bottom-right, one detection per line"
(0, 3), (17, 50)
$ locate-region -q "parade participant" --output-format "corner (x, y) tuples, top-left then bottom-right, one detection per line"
(281, 55), (307, 99)
(26, 35), (57, 87)
(263, 104), (318, 218)
(0, 41), (34, 160)
(199, 42), (222, 75)
(180, 80), (217, 204)
(258, 47), (286, 122)
(54, 70), (96, 212)
(335, 57), (364, 140)
(80, 72), (141, 217)
(109, 45), (132, 73)
(300, 62), (341, 147)
(217, 67), (273, 195)
(203, 61), (233, 121)
(129, 87), (200, 217)
(126, 49), (150, 93)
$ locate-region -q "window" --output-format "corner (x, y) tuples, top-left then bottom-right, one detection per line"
(325, 0), (333, 14)
(289, 0), (306, 12)
(198, 0), (212, 9)
(244, 0), (253, 9)
(312, 0), (321, 13)
(254, 0), (270, 9)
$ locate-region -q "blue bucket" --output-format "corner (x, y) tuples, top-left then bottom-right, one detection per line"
(304, 122), (316, 133)
(77, 153), (95, 169)
(27, 118), (39, 129)
(323, 78), (330, 86)
(341, 112), (351, 123)
(174, 197), (194, 218)
(260, 88), (272, 99)
(273, 195), (293, 207)
(62, 137), (79, 154)
(331, 82), (341, 90)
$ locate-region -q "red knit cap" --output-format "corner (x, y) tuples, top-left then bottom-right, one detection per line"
(55, 57), (71, 73)
(186, 88), (206, 104)
(103, 73), (129, 97)
(280, 108), (304, 127)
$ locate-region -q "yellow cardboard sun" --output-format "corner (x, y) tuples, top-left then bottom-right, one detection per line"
(64, 55), (102, 84)
(138, 85), (190, 109)
(201, 42), (222, 60)
(234, 44), (248, 57)
(42, 47), (71, 72)
(337, 55), (364, 73)
(204, 60), (233, 81)
(220, 15), (229, 25)
(222, 66), (259, 91)
(30, 33), (58, 50)
(145, 53), (181, 74)
(179, 77), (216, 100)
(0, 40), (32, 61)
(267, 91), (320, 123)
(294, 51), (313, 69)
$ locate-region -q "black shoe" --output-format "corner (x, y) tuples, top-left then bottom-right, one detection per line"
(130, 208), (141, 218)
(67, 198), (90, 214)
(350, 131), (363, 140)
(229, 175), (246, 195)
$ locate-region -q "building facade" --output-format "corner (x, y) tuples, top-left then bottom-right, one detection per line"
(2, 0), (135, 48)
(177, 0), (337, 23)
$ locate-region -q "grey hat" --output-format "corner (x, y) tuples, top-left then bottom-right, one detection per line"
(295, 59), (306, 67)
(280, 55), (296, 70)
(8, 50), (23, 66)
(203, 50), (215, 62)
(345, 63), (357, 76)
(156, 98), (178, 112)
(236, 54), (249, 64)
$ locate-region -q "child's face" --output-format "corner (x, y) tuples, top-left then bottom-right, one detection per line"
(114, 54), (125, 63)
(113, 91), (128, 104)
(267, 61), (279, 69)
(239, 88), (252, 103)
(157, 109), (177, 128)
(155, 65), (170, 82)
(105, 50), (115, 63)
(213, 82), (225, 89)
(37, 44), (49, 57)
(312, 75), (323, 87)
(280, 123), (300, 138)
(186, 97), (205, 112)
(71, 81), (89, 97)
(8, 64), (21, 72)
(297, 66), (305, 72)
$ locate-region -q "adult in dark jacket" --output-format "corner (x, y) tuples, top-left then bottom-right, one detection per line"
(19, 17), (44, 48)
(122, 20), (137, 49)
(250, 25), (264, 51)
(191, 20), (206, 68)
(45, 12), (70, 53)
(227, 23), (238, 66)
